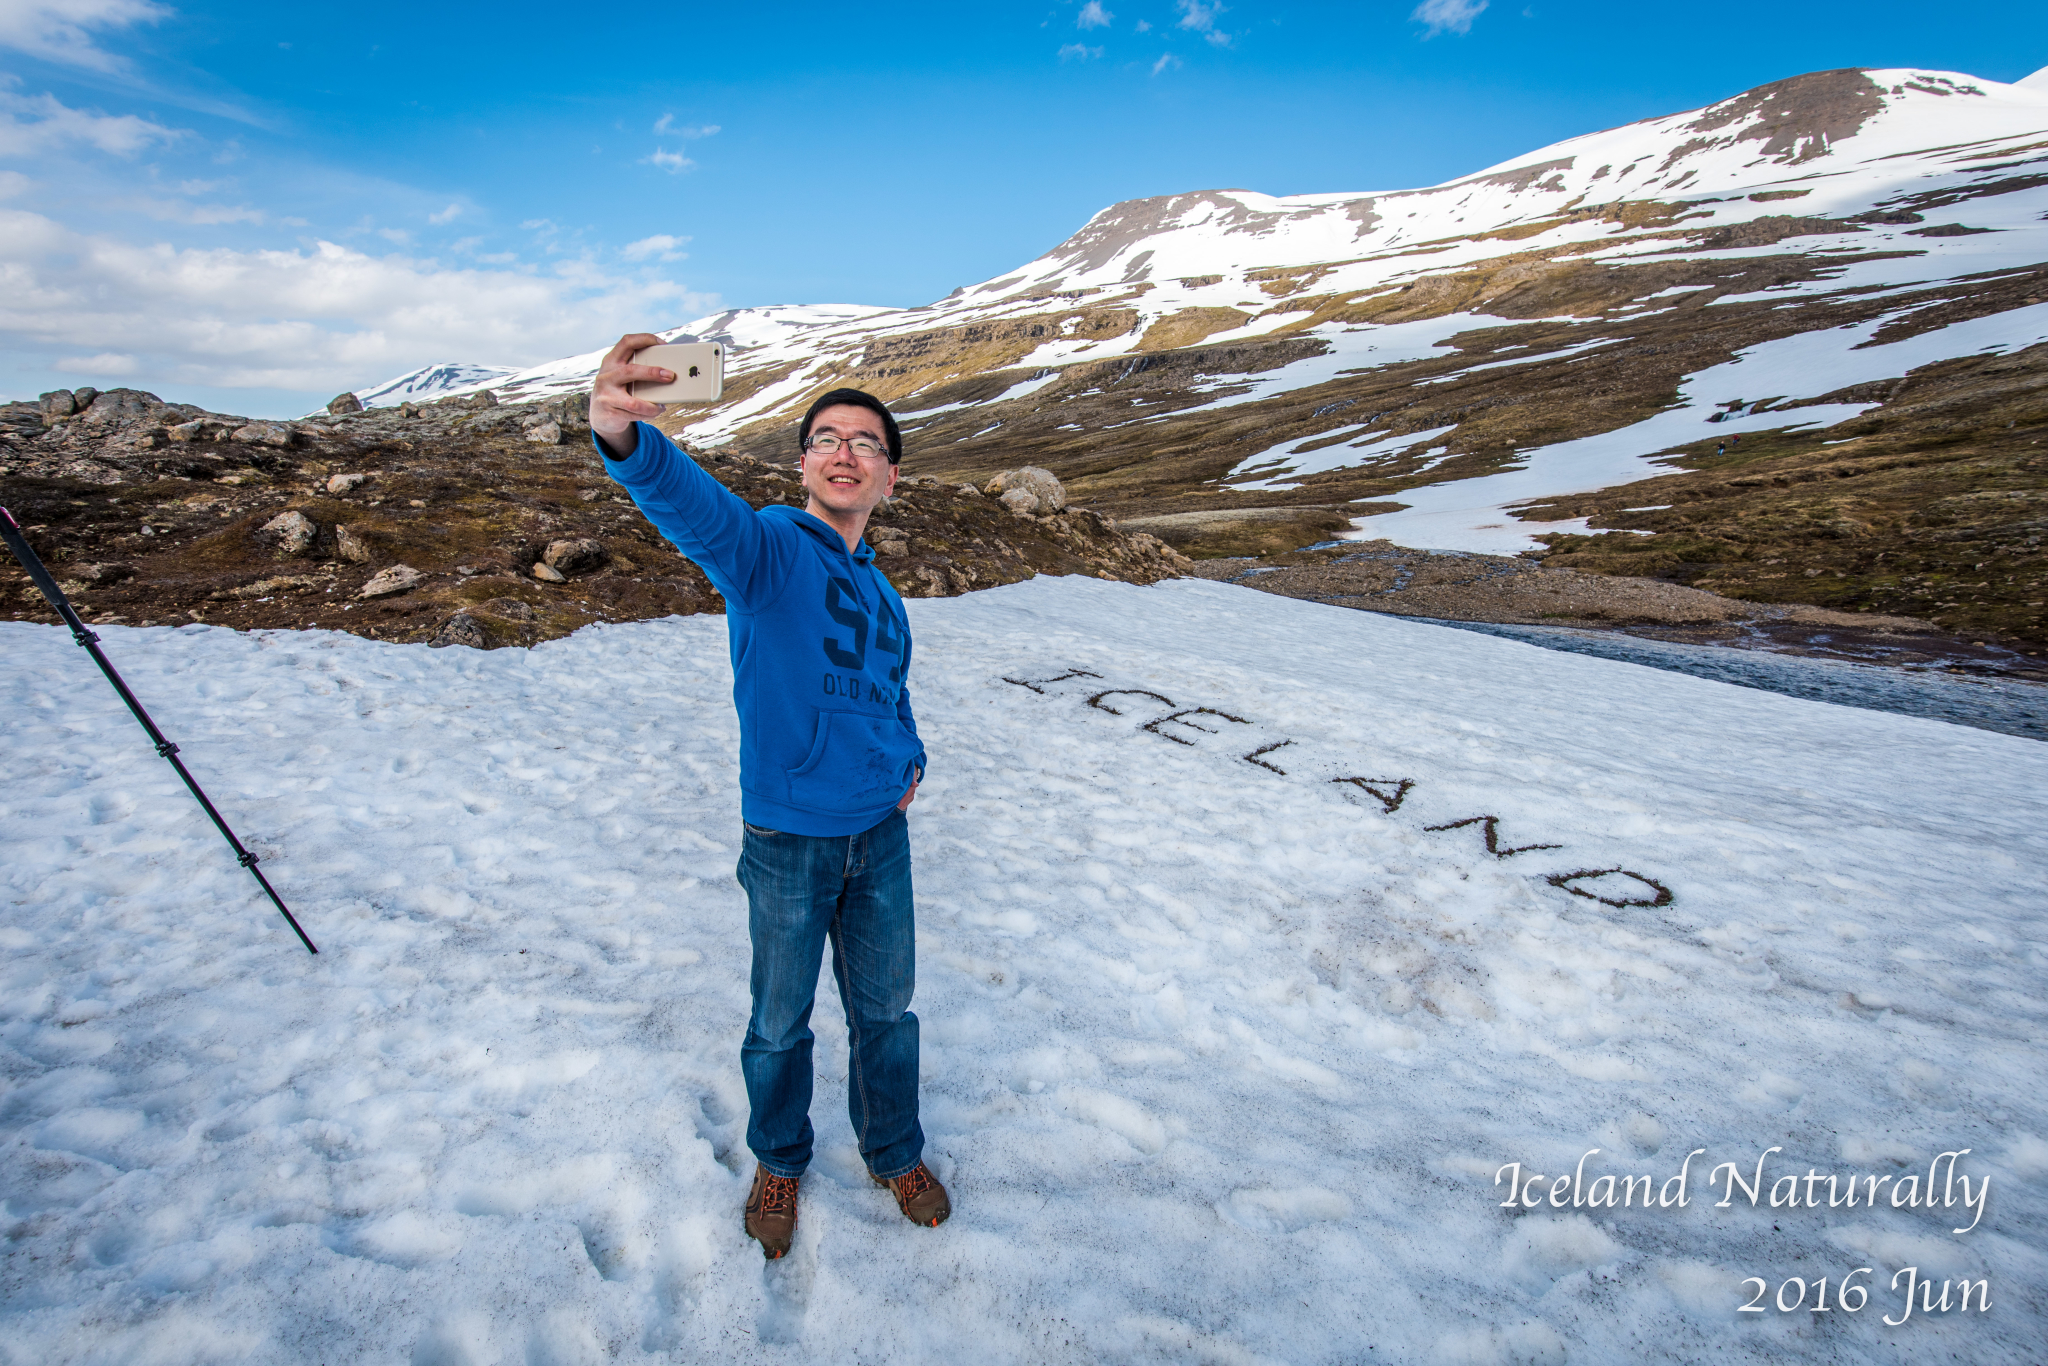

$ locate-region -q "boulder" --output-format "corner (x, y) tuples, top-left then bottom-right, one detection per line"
(258, 510), (317, 556)
(168, 419), (223, 443)
(73, 387), (100, 410)
(429, 613), (488, 649)
(984, 466), (1065, 512)
(524, 419), (564, 445)
(531, 561), (568, 583)
(233, 422), (297, 448)
(999, 488), (1040, 517)
(73, 562), (136, 587)
(479, 597), (536, 621)
(358, 565), (423, 599)
(326, 472), (369, 494)
(327, 392), (364, 415)
(39, 390), (76, 420)
(79, 389), (160, 424)
(542, 537), (607, 575)
(336, 523), (375, 563)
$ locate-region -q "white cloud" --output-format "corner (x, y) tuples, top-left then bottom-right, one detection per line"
(1412, 0), (1488, 35)
(121, 195), (265, 224)
(55, 350), (135, 374)
(1058, 42), (1102, 61)
(0, 0), (169, 73)
(428, 203), (461, 225)
(1134, 17), (1150, 30)
(0, 169), (31, 197)
(0, 86), (181, 156)
(1077, 1), (1112, 28)
(376, 227), (410, 244)
(621, 233), (688, 262)
(652, 115), (720, 138)
(644, 147), (694, 173)
(1173, 0), (1231, 47)
(0, 207), (718, 395)
(1151, 53), (1181, 75)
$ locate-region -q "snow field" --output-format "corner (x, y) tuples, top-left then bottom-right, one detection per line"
(3, 577), (2045, 1364)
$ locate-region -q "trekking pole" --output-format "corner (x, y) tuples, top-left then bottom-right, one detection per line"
(0, 505), (317, 954)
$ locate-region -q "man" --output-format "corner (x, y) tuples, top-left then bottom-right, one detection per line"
(590, 332), (950, 1260)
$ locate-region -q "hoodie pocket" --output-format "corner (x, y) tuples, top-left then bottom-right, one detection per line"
(786, 710), (917, 812)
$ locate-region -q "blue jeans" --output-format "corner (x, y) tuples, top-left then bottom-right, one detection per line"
(736, 808), (924, 1181)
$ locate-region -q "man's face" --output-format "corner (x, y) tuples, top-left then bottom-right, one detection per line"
(800, 403), (898, 520)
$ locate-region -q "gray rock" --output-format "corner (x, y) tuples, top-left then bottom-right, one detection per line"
(39, 390), (76, 419)
(542, 537), (606, 575)
(74, 562), (137, 586)
(531, 561), (568, 584)
(524, 419), (564, 445)
(985, 466), (1066, 512)
(232, 422), (297, 448)
(479, 597), (536, 621)
(955, 484), (983, 498)
(326, 472), (369, 494)
(168, 419), (222, 443)
(336, 523), (375, 563)
(72, 387), (99, 410)
(999, 488), (1041, 516)
(258, 510), (317, 556)
(358, 565), (423, 599)
(78, 389), (160, 424)
(430, 613), (488, 649)
(327, 392), (364, 415)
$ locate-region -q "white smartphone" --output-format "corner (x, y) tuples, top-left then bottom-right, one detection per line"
(630, 342), (724, 404)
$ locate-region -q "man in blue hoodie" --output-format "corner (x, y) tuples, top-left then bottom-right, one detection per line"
(591, 333), (949, 1260)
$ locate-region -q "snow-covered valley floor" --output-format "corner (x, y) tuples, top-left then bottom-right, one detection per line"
(4, 578), (2044, 1365)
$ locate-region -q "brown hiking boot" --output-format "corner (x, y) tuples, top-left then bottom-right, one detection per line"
(872, 1161), (951, 1228)
(744, 1165), (800, 1259)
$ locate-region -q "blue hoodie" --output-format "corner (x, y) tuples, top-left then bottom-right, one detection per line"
(601, 422), (926, 836)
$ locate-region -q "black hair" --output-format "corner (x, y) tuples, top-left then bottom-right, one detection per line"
(798, 387), (902, 464)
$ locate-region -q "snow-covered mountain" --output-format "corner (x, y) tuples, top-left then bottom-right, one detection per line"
(354, 362), (523, 408)
(361, 68), (2048, 569)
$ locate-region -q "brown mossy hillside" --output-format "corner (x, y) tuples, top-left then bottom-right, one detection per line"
(0, 390), (1191, 648)
(1515, 341), (2048, 649)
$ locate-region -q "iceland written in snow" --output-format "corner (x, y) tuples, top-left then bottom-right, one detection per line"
(3, 15), (2047, 1366)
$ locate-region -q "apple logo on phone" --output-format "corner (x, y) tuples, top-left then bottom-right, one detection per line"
(688, 365), (700, 377)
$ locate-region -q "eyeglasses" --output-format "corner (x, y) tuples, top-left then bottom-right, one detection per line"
(805, 434), (889, 460)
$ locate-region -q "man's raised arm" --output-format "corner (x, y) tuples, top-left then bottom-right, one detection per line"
(588, 331), (786, 607)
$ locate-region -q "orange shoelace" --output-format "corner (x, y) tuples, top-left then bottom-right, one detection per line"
(758, 1173), (800, 1214)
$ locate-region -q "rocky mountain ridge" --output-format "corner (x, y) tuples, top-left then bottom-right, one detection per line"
(360, 66), (2048, 649)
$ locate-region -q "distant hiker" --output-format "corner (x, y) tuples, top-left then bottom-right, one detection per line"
(1716, 441), (1726, 457)
(590, 334), (948, 1259)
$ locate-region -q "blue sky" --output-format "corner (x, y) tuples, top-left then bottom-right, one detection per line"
(2, 0), (2043, 417)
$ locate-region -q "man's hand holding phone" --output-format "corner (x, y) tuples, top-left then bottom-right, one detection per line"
(591, 332), (674, 459)
(591, 334), (725, 459)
